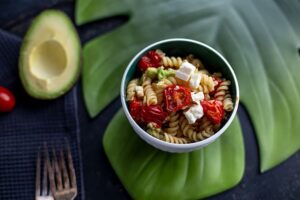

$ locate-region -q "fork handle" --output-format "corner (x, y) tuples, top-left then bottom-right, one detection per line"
(36, 197), (54, 200)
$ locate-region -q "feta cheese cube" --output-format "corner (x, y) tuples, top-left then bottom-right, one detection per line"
(191, 104), (204, 119)
(175, 70), (190, 81)
(180, 61), (196, 74)
(183, 109), (197, 124)
(189, 72), (202, 88)
(175, 61), (196, 81)
(135, 86), (144, 99)
(184, 104), (204, 124)
(191, 92), (204, 103)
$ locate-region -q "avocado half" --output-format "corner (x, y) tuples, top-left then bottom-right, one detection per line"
(19, 10), (81, 99)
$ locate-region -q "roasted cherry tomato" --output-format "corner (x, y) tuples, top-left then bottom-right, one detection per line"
(164, 85), (191, 112)
(129, 99), (167, 127)
(137, 50), (162, 71)
(141, 105), (167, 127)
(147, 50), (161, 64)
(138, 56), (152, 71)
(0, 86), (15, 112)
(201, 100), (224, 124)
(129, 99), (143, 123)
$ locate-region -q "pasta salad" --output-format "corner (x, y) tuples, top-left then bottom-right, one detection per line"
(126, 50), (234, 144)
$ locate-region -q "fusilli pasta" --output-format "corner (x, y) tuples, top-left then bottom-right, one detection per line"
(161, 56), (183, 69)
(197, 129), (214, 140)
(126, 79), (139, 101)
(214, 80), (231, 101)
(199, 73), (215, 94)
(142, 77), (158, 105)
(163, 133), (188, 144)
(198, 116), (214, 132)
(165, 112), (180, 136)
(179, 115), (201, 141)
(223, 92), (233, 111)
(147, 123), (163, 139)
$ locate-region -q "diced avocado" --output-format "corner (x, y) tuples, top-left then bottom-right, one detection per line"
(19, 10), (81, 99)
(146, 67), (159, 79)
(157, 67), (175, 80)
(145, 67), (176, 80)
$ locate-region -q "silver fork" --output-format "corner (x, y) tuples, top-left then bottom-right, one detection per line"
(45, 143), (78, 200)
(36, 151), (54, 200)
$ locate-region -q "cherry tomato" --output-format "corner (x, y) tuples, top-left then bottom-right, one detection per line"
(147, 50), (161, 64)
(141, 105), (167, 127)
(0, 86), (15, 112)
(129, 99), (143, 123)
(164, 85), (191, 112)
(201, 100), (224, 124)
(129, 99), (167, 127)
(137, 50), (162, 71)
(138, 56), (152, 71)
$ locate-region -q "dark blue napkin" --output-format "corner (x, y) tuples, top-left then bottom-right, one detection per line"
(0, 30), (84, 199)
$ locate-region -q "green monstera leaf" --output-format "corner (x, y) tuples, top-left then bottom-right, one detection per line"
(76, 0), (300, 172)
(77, 0), (300, 196)
(103, 110), (245, 200)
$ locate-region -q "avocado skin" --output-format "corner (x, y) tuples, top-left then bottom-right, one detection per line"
(19, 10), (81, 100)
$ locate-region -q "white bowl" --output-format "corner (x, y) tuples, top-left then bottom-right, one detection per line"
(121, 38), (239, 153)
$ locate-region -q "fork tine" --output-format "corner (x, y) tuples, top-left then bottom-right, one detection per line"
(66, 140), (77, 188)
(42, 152), (48, 196)
(59, 149), (70, 189)
(35, 151), (41, 198)
(44, 143), (55, 195)
(52, 147), (63, 191)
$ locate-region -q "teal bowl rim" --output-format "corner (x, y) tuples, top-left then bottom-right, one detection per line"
(121, 38), (240, 151)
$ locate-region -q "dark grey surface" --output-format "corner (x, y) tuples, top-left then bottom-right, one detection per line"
(0, 1), (299, 199)
(0, 29), (84, 199)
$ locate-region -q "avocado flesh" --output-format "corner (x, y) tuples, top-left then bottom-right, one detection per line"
(19, 10), (81, 99)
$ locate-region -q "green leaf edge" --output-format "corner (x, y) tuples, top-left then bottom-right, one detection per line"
(103, 109), (245, 200)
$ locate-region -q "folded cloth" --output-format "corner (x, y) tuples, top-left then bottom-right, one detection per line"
(0, 30), (84, 199)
